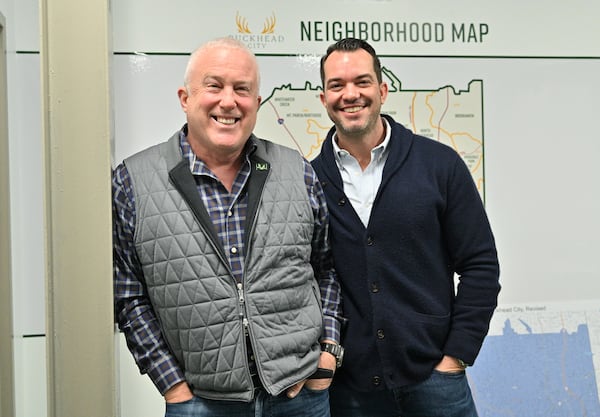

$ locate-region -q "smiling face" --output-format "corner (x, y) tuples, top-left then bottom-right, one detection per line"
(178, 42), (261, 160)
(320, 49), (388, 143)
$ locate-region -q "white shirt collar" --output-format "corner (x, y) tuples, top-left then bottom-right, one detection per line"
(333, 117), (391, 166)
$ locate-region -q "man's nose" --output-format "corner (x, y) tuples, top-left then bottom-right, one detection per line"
(343, 84), (360, 100)
(219, 87), (237, 108)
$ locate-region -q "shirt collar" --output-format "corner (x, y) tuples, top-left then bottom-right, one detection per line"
(333, 117), (391, 165)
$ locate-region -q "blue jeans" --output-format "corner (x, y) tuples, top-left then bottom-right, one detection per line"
(165, 387), (330, 417)
(330, 370), (478, 417)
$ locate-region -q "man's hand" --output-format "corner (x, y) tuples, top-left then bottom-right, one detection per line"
(164, 381), (194, 404)
(286, 350), (336, 398)
(434, 355), (466, 373)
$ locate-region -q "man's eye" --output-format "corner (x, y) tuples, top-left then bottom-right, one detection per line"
(206, 84), (221, 90)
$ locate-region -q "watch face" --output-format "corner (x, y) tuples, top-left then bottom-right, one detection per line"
(337, 346), (344, 368)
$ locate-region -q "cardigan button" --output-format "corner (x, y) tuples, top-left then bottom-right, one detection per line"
(366, 236), (374, 246)
(370, 283), (379, 293)
(377, 329), (385, 339)
(372, 376), (382, 386)
(337, 197), (346, 206)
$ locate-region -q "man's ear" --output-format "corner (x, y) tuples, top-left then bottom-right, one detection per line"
(177, 87), (188, 111)
(380, 82), (389, 104)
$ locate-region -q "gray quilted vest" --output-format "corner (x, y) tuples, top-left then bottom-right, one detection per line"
(124, 132), (323, 401)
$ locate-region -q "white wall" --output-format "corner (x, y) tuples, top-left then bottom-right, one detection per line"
(4, 1), (600, 416)
(2, 0), (47, 415)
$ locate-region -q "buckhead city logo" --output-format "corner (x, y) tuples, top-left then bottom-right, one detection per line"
(231, 11), (285, 50)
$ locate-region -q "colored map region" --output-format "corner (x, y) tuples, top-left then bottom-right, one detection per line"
(468, 303), (600, 416)
(254, 67), (485, 195)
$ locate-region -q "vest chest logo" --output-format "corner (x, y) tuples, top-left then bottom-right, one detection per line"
(255, 162), (269, 171)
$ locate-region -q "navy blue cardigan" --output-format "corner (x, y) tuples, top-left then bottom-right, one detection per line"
(312, 114), (500, 391)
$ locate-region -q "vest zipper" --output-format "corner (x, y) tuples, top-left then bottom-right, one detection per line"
(237, 282), (250, 336)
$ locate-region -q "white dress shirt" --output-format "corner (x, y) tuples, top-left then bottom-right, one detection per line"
(332, 118), (391, 227)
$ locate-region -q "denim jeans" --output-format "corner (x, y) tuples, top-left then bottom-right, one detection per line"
(330, 370), (478, 417)
(165, 386), (330, 417)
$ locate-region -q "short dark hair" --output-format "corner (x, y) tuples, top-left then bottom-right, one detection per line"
(319, 38), (383, 86)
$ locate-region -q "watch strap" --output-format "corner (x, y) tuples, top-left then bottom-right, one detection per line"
(320, 342), (344, 368)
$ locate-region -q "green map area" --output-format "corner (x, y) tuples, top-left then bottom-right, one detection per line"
(254, 68), (485, 195)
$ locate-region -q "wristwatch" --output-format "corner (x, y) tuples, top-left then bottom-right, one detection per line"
(321, 342), (344, 368)
(457, 358), (469, 369)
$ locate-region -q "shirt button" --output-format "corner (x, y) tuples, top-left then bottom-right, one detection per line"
(377, 329), (385, 339)
(370, 283), (379, 293)
(372, 376), (382, 386)
(227, 210), (233, 217)
(230, 247), (238, 254)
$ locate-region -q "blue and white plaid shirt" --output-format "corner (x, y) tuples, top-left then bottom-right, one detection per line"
(113, 128), (343, 394)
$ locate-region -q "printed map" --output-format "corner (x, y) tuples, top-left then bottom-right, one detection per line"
(468, 303), (600, 416)
(254, 67), (485, 195)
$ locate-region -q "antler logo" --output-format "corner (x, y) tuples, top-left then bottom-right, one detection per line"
(236, 12), (276, 34)
(236, 12), (251, 34)
(261, 13), (276, 34)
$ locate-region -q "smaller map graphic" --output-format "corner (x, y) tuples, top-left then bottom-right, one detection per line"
(468, 302), (600, 417)
(254, 67), (485, 195)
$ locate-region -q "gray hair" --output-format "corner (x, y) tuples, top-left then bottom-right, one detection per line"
(183, 37), (260, 89)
